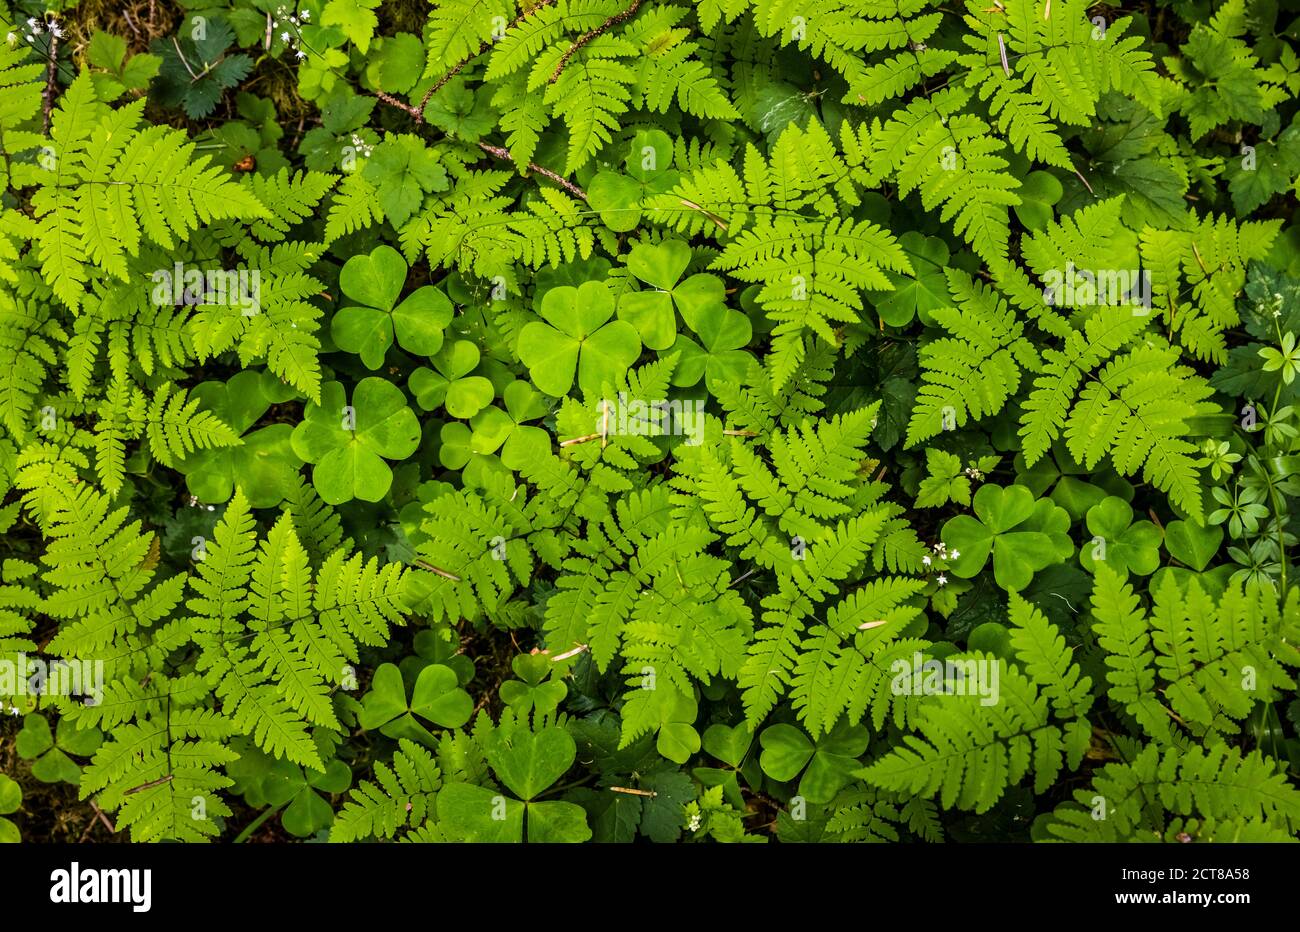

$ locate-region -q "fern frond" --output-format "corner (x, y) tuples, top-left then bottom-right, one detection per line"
(1046, 743), (1300, 841)
(330, 739), (442, 842)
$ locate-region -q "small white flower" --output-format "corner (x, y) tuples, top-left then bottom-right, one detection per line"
(49, 22), (63, 38)
(281, 31), (291, 41)
(922, 555), (931, 566)
(295, 48), (307, 60)
(25, 17), (36, 28)
(290, 16), (298, 25)
(300, 9), (310, 20)
(6, 32), (15, 44)
(687, 813), (702, 831)
(937, 574), (947, 586)
(950, 550), (960, 559)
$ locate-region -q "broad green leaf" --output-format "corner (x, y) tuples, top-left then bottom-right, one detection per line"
(486, 725), (576, 801)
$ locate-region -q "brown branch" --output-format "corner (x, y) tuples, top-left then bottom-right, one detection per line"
(549, 643), (589, 662)
(375, 89), (423, 121)
(610, 786), (657, 797)
(123, 774), (173, 796)
(476, 141), (588, 200)
(121, 7), (142, 38)
(550, 0), (643, 84)
(419, 57), (470, 114)
(678, 198), (728, 231)
(391, 0), (563, 125)
(82, 799), (117, 839)
(414, 559), (462, 582)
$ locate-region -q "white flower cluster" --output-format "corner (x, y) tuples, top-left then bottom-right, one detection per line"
(15, 14), (62, 45)
(272, 5), (311, 60)
(963, 465), (984, 481)
(920, 541), (959, 586)
(349, 133), (376, 159)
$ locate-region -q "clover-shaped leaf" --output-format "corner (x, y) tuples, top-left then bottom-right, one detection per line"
(759, 720), (868, 804)
(438, 421), (473, 470)
(332, 245), (454, 368)
(618, 686), (701, 764)
(0, 774), (20, 843)
(702, 722), (754, 770)
(358, 662), (473, 744)
(499, 654), (568, 718)
(437, 722), (591, 843)
(409, 339), (495, 419)
(618, 238), (728, 353)
(868, 232), (952, 327)
(696, 722), (759, 809)
(177, 371), (304, 508)
(942, 484), (1075, 591)
(669, 303), (753, 391)
(519, 280), (641, 398)
(410, 663), (475, 725)
(1164, 519), (1223, 571)
(16, 713), (102, 785)
(587, 129), (680, 232)
(467, 380), (551, 469)
(487, 723), (576, 801)
(290, 378), (421, 504)
(1014, 446), (1131, 521)
(1013, 170), (1064, 231)
(1080, 496), (1163, 577)
(260, 756), (352, 838)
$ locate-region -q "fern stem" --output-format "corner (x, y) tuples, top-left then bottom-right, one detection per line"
(414, 559), (462, 582)
(122, 774), (174, 796)
(475, 141), (589, 200)
(423, 0), (559, 105)
(375, 89), (422, 121)
(549, 0), (644, 84)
